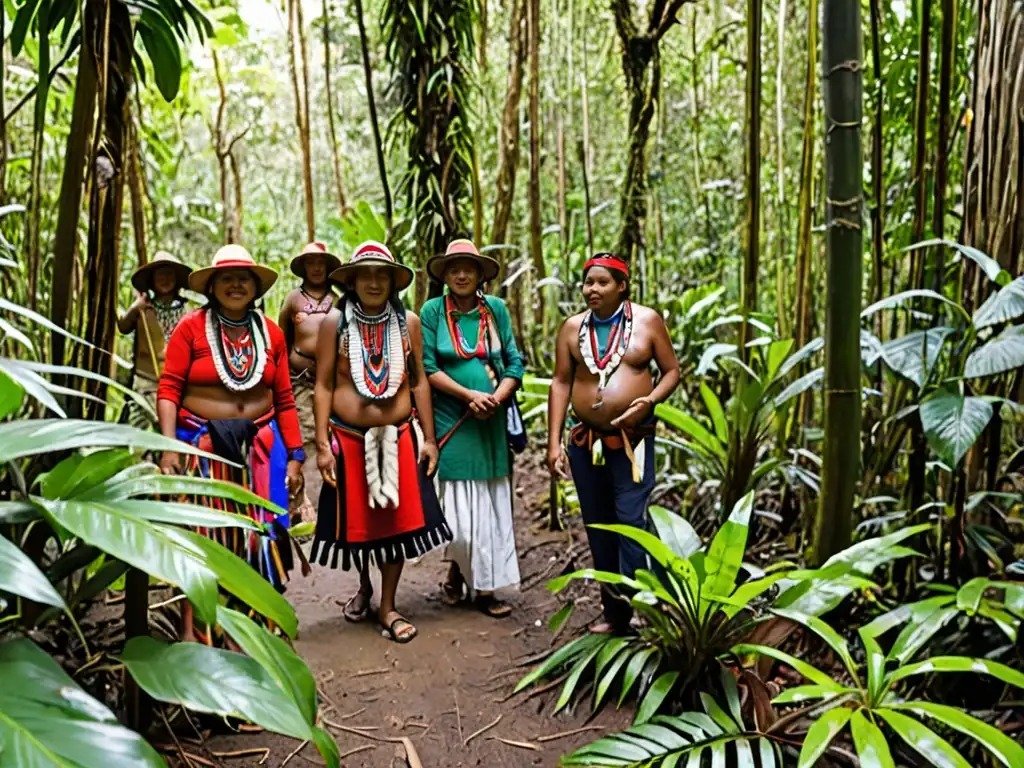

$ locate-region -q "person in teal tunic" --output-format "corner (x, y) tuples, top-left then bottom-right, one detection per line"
(420, 239), (525, 618)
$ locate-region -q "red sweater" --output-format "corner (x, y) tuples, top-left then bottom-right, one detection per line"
(157, 309), (303, 451)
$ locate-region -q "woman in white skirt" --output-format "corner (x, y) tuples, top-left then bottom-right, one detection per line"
(419, 240), (524, 617)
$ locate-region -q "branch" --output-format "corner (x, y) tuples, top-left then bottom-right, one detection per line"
(611, 0), (637, 47)
(223, 125), (251, 156)
(653, 0), (693, 41)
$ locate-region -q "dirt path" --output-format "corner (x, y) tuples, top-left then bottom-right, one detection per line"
(203, 457), (630, 767)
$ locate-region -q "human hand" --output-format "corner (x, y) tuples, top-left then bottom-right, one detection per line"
(286, 460), (305, 499)
(420, 440), (439, 477)
(610, 396), (654, 429)
(133, 291), (151, 311)
(317, 444), (336, 487)
(159, 451), (181, 475)
(467, 391), (499, 419)
(547, 444), (569, 479)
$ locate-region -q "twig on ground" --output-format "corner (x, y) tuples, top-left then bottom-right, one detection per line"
(159, 709), (197, 768)
(489, 736), (541, 752)
(211, 748), (269, 761)
(454, 690), (464, 745)
(295, 754), (324, 766)
(535, 725), (605, 742)
(318, 669), (336, 685)
(486, 666), (525, 682)
(510, 626), (529, 637)
(338, 745), (375, 760)
(497, 672), (568, 705)
(514, 650), (550, 667)
(280, 740), (308, 767)
(339, 707), (367, 720)
(477, 651), (495, 658)
(464, 714), (502, 745)
(352, 667), (390, 678)
(149, 594), (187, 610)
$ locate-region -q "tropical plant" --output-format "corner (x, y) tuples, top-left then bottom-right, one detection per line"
(735, 609), (1024, 768)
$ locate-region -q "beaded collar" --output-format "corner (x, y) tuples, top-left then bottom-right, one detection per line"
(578, 301), (632, 404)
(205, 309), (270, 392)
(346, 302), (407, 400)
(444, 293), (501, 361)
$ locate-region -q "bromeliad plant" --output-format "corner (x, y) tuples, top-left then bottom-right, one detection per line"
(735, 609), (1024, 768)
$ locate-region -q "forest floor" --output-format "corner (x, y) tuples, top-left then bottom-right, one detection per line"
(189, 454), (630, 767)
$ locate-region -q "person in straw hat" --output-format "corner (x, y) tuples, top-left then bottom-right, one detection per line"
(156, 244), (307, 644)
(278, 241), (342, 525)
(309, 240), (450, 644)
(117, 251), (192, 428)
(420, 239), (525, 618)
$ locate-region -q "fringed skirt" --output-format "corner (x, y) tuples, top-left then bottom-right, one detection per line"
(441, 477), (520, 593)
(177, 407), (293, 591)
(311, 418), (451, 571)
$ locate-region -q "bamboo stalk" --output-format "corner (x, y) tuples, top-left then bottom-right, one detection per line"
(740, 0), (763, 360)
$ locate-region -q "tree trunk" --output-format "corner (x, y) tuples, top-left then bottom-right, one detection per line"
(50, 1), (99, 368)
(80, 0), (133, 418)
(774, 0), (788, 339)
(813, 0), (863, 565)
(931, 0), (957, 291)
(230, 150), (244, 243)
(491, 0), (526, 247)
(25, 0), (52, 312)
(910, 0), (932, 287)
(323, 0), (348, 217)
(0, 3), (7, 203)
(869, 0), (884, 336)
(526, 0), (544, 327)
(740, 0), (762, 357)
(127, 117), (148, 265)
(478, 0), (488, 72)
(355, 0), (392, 231)
(289, 0), (315, 241)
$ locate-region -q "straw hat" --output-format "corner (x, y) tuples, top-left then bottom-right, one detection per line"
(290, 241), (342, 278)
(329, 241), (414, 292)
(188, 244), (278, 297)
(131, 251), (192, 293)
(426, 239), (500, 283)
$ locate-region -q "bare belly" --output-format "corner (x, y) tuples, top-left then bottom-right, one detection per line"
(182, 384), (274, 421)
(290, 317), (327, 373)
(571, 365), (653, 431)
(331, 378), (413, 429)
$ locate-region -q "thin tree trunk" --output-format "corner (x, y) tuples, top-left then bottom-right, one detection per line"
(211, 50), (234, 244)
(814, 0), (863, 564)
(50, 2), (99, 368)
(580, 41), (594, 257)
(491, 0), (526, 247)
(479, 0), (488, 71)
(289, 0), (315, 240)
(323, 0), (348, 217)
(25, 0), (51, 312)
(527, 0), (544, 327)
(230, 150), (244, 242)
(0, 3), (6, 202)
(910, 0), (932, 287)
(127, 117), (148, 265)
(931, 0), (957, 292)
(690, 7), (714, 248)
(869, 0), (884, 337)
(740, 0), (762, 357)
(775, 0), (788, 339)
(556, 111), (567, 266)
(355, 0), (392, 231)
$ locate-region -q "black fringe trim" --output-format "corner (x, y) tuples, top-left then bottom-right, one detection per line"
(309, 519), (452, 572)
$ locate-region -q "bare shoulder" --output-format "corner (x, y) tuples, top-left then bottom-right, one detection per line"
(404, 310), (421, 331)
(560, 312), (586, 337)
(281, 288), (303, 308)
(629, 302), (662, 322)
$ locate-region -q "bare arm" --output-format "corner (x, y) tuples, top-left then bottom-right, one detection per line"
(407, 314), (437, 445)
(647, 311), (681, 405)
(278, 293), (296, 352)
(118, 294), (147, 334)
(547, 319), (576, 464)
(314, 309), (339, 451)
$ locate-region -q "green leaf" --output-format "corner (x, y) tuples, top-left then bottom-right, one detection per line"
(860, 595), (955, 640)
(973, 275), (1024, 329)
(777, 336), (825, 380)
(515, 634), (604, 693)
(311, 725), (341, 768)
(765, 339), (795, 381)
(548, 602), (575, 634)
(732, 644), (844, 691)
(773, 367), (824, 408)
(861, 289), (969, 321)
(880, 328), (954, 388)
(704, 492), (753, 597)
(587, 525), (684, 573)
(649, 506), (702, 559)
(634, 672), (679, 725)
(119, 636), (313, 740)
(618, 647), (657, 707)
(772, 685), (842, 705)
(904, 239), (1010, 287)
(655, 403), (727, 461)
(888, 606), (959, 663)
(850, 709), (895, 768)
(547, 567), (644, 595)
(700, 382), (729, 442)
(216, 608), (317, 724)
(964, 326), (1024, 379)
(700, 692), (738, 733)
(0, 368), (24, 419)
(554, 644), (604, 714)
(875, 708), (971, 768)
(39, 450), (136, 499)
(889, 702), (1024, 767)
(137, 9), (183, 101)
(0, 533), (66, 609)
(889, 656), (1024, 690)
(956, 578), (990, 615)
(0, 638), (164, 767)
(797, 706), (852, 768)
(770, 609), (857, 679)
(594, 643), (636, 711)
(696, 343), (739, 375)
(9, 0), (42, 56)
(920, 391), (994, 468)
(976, 603), (1019, 642)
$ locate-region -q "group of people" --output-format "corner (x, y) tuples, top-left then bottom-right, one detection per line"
(119, 237), (679, 645)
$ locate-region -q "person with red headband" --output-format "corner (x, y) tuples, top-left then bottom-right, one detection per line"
(157, 244), (306, 644)
(546, 252), (680, 634)
(309, 241), (449, 644)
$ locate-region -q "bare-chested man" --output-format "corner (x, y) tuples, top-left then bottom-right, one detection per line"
(309, 241), (449, 644)
(118, 251), (192, 427)
(547, 253), (680, 634)
(279, 242), (339, 518)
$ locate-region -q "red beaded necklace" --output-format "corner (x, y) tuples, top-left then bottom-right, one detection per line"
(445, 294), (490, 360)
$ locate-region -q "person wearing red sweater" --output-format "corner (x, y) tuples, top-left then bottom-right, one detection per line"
(157, 244), (306, 643)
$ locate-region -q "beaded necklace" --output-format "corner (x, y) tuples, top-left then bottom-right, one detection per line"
(346, 302), (406, 400)
(300, 288), (333, 316)
(205, 309), (269, 392)
(578, 301), (632, 408)
(152, 298), (187, 341)
(445, 293), (491, 360)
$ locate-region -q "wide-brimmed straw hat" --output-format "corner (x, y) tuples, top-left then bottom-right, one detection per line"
(131, 251), (192, 293)
(188, 244), (278, 297)
(290, 241), (342, 278)
(329, 241), (414, 292)
(426, 239), (500, 283)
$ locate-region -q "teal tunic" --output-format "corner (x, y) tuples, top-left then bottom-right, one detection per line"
(421, 295), (525, 481)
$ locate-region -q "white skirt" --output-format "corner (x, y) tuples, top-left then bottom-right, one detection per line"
(440, 477), (521, 593)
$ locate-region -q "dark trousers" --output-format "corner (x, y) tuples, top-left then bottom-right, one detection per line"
(567, 434), (655, 629)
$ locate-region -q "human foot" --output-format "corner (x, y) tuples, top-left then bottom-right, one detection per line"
(343, 586), (373, 622)
(474, 594), (512, 618)
(380, 611), (417, 643)
(588, 621), (617, 634)
(441, 567), (465, 606)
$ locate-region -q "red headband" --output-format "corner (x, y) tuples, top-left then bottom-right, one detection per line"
(583, 256), (629, 277)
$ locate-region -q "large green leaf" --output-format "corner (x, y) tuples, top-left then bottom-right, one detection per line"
(547, 567), (644, 595)
(964, 326), (1024, 379)
(634, 672), (679, 725)
(733, 644), (844, 692)
(860, 595), (955, 641)
(920, 391), (993, 468)
(216, 608), (317, 723)
(973, 275), (1024, 329)
(0, 368), (24, 419)
(649, 506), (702, 559)
(889, 702), (1024, 767)
(772, 367), (823, 408)
(861, 289), (969, 321)
(703, 491), (753, 597)
(888, 606), (959, 663)
(880, 328), (954, 388)
(515, 634), (605, 693)
(699, 382), (729, 442)
(0, 534), (66, 610)
(776, 337), (825, 380)
(875, 708), (970, 768)
(0, 638), (164, 767)
(771, 609), (857, 678)
(797, 706), (852, 768)
(618, 647), (657, 707)
(554, 644), (604, 714)
(904, 239), (1010, 287)
(655, 404), (727, 461)
(889, 656), (1024, 690)
(38, 450), (136, 500)
(850, 709), (895, 768)
(137, 9), (183, 101)
(118, 636), (312, 740)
